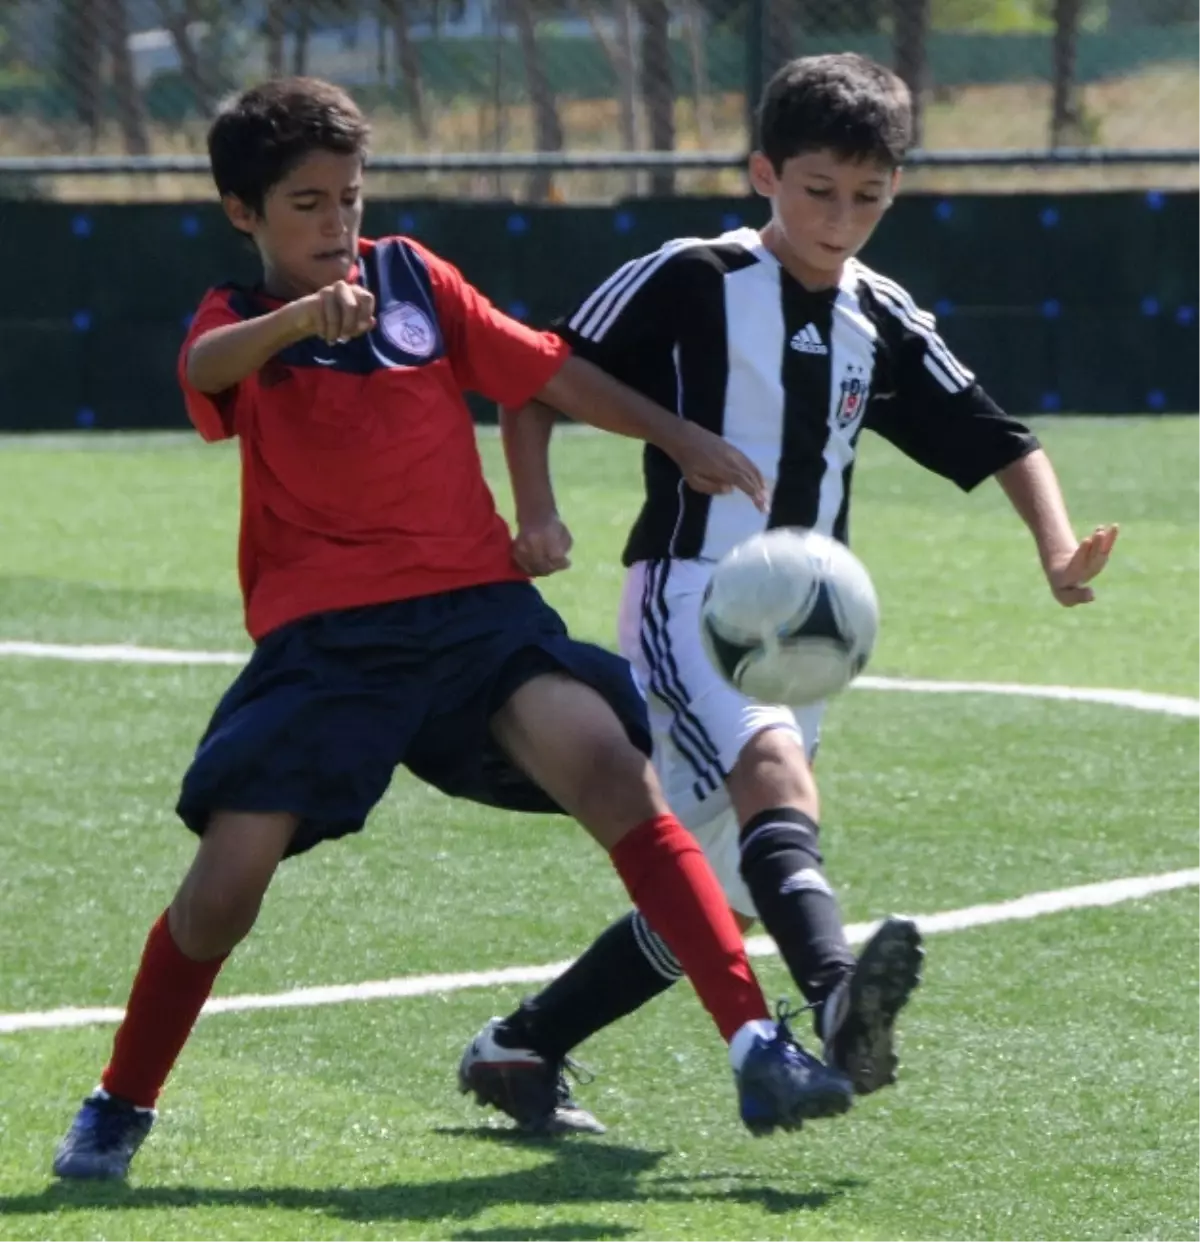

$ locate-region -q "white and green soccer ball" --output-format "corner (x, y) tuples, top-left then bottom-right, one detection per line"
(700, 527), (880, 707)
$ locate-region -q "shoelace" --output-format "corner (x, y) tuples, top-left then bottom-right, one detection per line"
(553, 1055), (595, 1105)
(772, 999), (828, 1069)
(774, 997), (812, 1041)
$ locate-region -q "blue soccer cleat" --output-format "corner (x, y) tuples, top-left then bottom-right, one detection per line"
(736, 1006), (854, 1136)
(822, 915), (924, 1095)
(53, 1090), (156, 1180)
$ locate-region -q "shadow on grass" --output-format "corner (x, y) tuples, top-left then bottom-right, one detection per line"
(1, 1133), (859, 1231)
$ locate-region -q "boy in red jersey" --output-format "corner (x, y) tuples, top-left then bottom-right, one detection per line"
(52, 78), (855, 1181)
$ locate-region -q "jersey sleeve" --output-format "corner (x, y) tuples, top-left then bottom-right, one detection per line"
(177, 289), (250, 442)
(553, 243), (689, 383)
(407, 240), (569, 408)
(862, 278), (1039, 490)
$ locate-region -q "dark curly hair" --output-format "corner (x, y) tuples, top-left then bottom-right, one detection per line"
(757, 53), (912, 172)
(207, 77), (370, 214)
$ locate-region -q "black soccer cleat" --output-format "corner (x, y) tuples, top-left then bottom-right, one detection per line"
(458, 1018), (606, 1136)
(822, 915), (924, 1095)
(53, 1090), (156, 1180)
(735, 1005), (854, 1136)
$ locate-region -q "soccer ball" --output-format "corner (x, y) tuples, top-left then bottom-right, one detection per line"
(699, 528), (879, 707)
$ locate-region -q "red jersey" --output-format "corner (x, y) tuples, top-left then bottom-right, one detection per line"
(179, 236), (570, 640)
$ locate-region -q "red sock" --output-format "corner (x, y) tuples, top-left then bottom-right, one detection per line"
(100, 911), (227, 1109)
(610, 814), (768, 1042)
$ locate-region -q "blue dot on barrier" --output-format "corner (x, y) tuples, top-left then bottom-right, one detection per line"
(506, 213), (529, 235)
(1141, 296), (1160, 317)
(181, 311), (195, 331)
(1145, 190), (1165, 211)
(508, 301), (528, 320)
(397, 212), (416, 232)
(1175, 305), (1195, 326)
(934, 200), (953, 221)
(72, 310), (92, 332)
(1147, 389), (1166, 410)
(721, 212), (743, 230)
(181, 214), (200, 237)
(76, 407), (96, 428)
(614, 210), (634, 234)
(934, 298), (954, 317)
(1040, 392), (1062, 413)
(71, 214), (92, 237)
(1042, 299), (1061, 319)
(1040, 206), (1060, 228)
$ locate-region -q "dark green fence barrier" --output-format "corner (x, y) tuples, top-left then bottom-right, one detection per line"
(0, 190), (1195, 431)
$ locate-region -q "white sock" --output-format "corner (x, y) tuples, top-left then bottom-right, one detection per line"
(90, 1084), (155, 1115)
(728, 1018), (776, 1071)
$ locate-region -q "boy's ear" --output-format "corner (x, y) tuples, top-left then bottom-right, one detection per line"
(748, 151), (777, 199)
(887, 166), (902, 205)
(221, 193), (257, 236)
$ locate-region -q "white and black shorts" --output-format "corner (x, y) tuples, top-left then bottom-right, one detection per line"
(617, 558), (825, 917)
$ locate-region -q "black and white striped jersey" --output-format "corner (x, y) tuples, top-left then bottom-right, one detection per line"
(555, 227), (1039, 565)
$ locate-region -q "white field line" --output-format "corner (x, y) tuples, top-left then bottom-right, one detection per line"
(1, 639), (1197, 718)
(0, 638), (1194, 1035)
(854, 675), (1200, 719)
(2, 868), (1196, 1036)
(0, 640), (247, 666)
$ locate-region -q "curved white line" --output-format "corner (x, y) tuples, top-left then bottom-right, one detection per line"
(1, 640), (1196, 718)
(1, 868), (1195, 1035)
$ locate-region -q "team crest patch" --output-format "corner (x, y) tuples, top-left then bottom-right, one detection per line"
(380, 302), (437, 357)
(835, 364), (868, 427)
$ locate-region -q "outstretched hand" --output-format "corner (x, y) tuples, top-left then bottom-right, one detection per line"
(1045, 524), (1119, 606)
(671, 423), (769, 511)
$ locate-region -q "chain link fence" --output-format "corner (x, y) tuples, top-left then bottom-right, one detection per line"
(0, 0), (1195, 198)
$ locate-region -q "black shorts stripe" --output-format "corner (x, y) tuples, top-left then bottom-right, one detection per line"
(642, 562), (723, 790)
(638, 563), (722, 799)
(639, 560), (724, 798)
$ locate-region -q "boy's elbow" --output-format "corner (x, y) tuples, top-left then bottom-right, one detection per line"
(536, 354), (589, 410)
(184, 344), (214, 394)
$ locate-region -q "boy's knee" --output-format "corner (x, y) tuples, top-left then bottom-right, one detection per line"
(169, 881), (264, 960)
(169, 810), (294, 960)
(569, 732), (663, 840)
(728, 727), (819, 821)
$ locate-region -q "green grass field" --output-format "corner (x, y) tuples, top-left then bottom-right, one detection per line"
(0, 418), (1197, 1242)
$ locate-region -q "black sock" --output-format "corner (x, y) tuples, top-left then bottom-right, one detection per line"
(738, 807), (855, 1011)
(494, 911), (683, 1061)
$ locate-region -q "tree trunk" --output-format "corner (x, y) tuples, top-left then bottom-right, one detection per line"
(102, 0), (150, 155)
(385, 0), (431, 142)
(1050, 0), (1084, 148)
(636, 0), (674, 196)
(892, 0), (929, 148)
(377, 0), (389, 81)
(292, 0), (311, 76)
(763, 0), (795, 84)
(683, 0), (712, 148)
(59, 0), (103, 149)
(511, 0), (564, 202)
(265, 0), (285, 77)
(577, 0), (637, 150)
(578, 0), (638, 192)
(158, 0), (214, 118)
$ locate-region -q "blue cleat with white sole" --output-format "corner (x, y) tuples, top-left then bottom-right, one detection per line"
(736, 1007), (854, 1136)
(53, 1091), (155, 1181)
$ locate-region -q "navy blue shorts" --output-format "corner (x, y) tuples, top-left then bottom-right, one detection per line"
(176, 582), (650, 857)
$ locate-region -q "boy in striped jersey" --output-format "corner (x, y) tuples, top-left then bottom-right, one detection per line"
(460, 52), (1118, 1134)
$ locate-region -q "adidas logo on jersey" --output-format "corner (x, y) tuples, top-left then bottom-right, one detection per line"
(789, 323), (828, 355)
